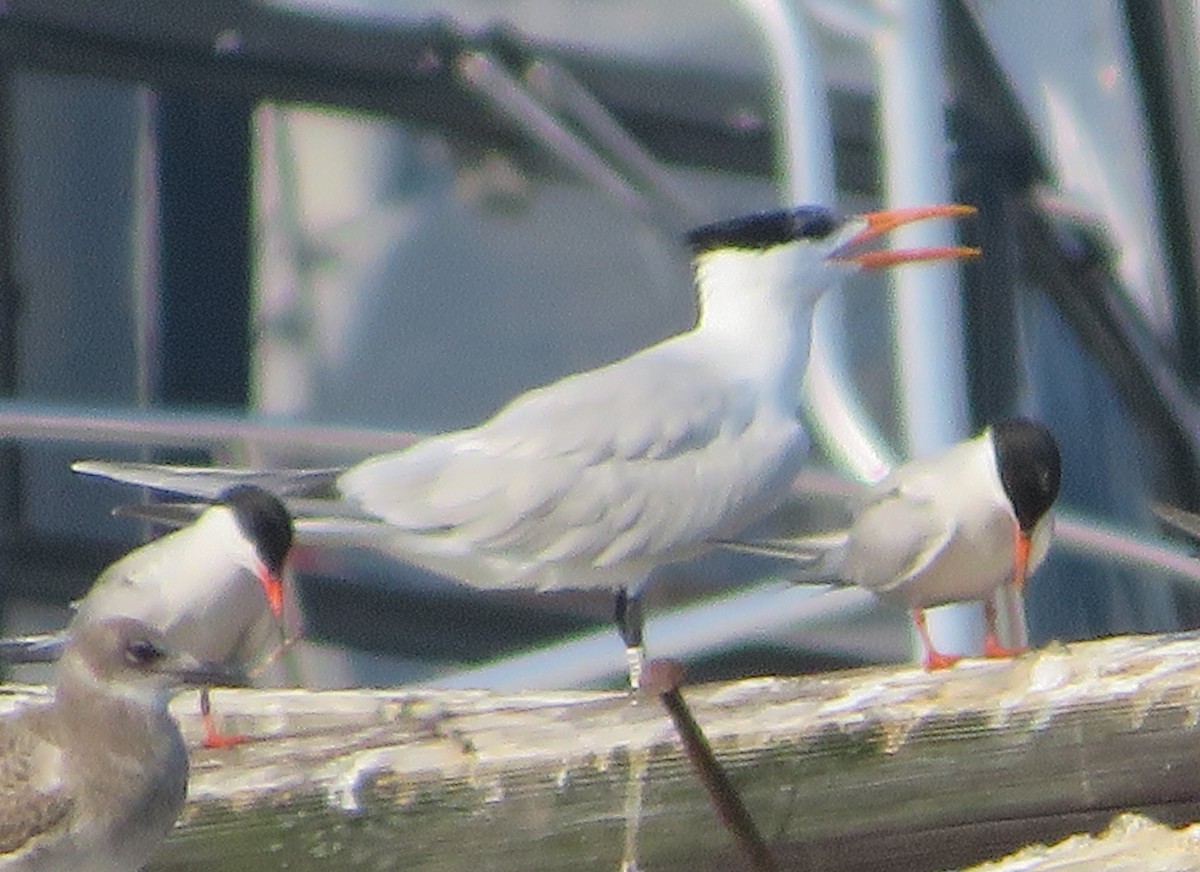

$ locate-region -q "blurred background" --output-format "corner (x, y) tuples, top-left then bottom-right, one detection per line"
(2, 0), (1200, 689)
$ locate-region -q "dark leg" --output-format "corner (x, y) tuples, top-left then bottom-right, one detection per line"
(614, 587), (645, 690)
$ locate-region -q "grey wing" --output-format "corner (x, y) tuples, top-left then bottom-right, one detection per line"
(71, 460), (342, 500)
(337, 353), (807, 581)
(0, 717), (73, 858)
(841, 477), (956, 593)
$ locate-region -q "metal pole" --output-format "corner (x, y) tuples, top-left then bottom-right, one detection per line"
(873, 0), (979, 656)
(739, 0), (897, 481)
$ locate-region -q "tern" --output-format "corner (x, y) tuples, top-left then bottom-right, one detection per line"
(72, 204), (978, 687)
(719, 419), (1061, 669)
(0, 617), (239, 872)
(0, 486), (292, 747)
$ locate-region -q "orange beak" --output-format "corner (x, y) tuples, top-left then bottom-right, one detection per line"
(830, 204), (980, 269)
(257, 569), (285, 619)
(1012, 529), (1031, 592)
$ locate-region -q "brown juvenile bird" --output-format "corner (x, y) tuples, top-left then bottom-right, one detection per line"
(0, 618), (238, 871)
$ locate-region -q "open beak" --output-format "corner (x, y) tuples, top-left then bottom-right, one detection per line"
(256, 568), (285, 620)
(830, 204), (980, 269)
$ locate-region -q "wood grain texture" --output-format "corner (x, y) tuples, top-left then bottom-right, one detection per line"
(6, 630), (1200, 870)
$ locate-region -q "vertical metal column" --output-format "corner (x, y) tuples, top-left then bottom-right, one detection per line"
(0, 68), (22, 621)
(873, 0), (980, 655)
(740, 0), (897, 482)
(156, 94), (254, 414)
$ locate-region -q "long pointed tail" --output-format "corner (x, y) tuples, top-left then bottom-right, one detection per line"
(72, 459), (344, 500)
(711, 531), (851, 584)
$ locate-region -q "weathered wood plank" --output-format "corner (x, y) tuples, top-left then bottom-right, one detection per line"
(7, 630), (1200, 871)
(972, 813), (1200, 871)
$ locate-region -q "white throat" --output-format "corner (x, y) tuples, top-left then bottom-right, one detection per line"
(188, 506), (263, 575)
(688, 245), (850, 396)
(58, 656), (173, 713)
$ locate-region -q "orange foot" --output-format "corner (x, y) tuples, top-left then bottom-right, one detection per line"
(922, 649), (962, 671)
(202, 707), (249, 749)
(983, 634), (1028, 660)
(913, 608), (962, 671)
(202, 730), (249, 750)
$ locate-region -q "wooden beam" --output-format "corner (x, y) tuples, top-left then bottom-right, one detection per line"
(7, 630), (1200, 870)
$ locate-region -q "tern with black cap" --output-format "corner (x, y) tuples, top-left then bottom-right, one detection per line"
(720, 419), (1062, 669)
(73, 204), (978, 687)
(0, 485), (292, 747)
(0, 617), (240, 872)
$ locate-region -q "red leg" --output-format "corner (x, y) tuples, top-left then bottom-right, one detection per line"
(912, 608), (960, 670)
(982, 597), (1027, 659)
(199, 688), (248, 750)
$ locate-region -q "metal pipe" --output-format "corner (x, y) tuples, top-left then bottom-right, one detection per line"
(645, 659), (779, 872)
(522, 59), (707, 224)
(130, 87), (162, 411)
(872, 0), (980, 656)
(0, 399), (417, 456)
(456, 51), (651, 218)
(738, 0), (897, 483)
(1054, 510), (1200, 585)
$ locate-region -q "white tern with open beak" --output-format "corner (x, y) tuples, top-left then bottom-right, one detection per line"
(73, 204), (978, 687)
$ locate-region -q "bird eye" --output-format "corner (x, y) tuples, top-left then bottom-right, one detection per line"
(125, 640), (164, 666)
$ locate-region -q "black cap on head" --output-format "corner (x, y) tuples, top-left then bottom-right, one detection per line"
(686, 206), (841, 255)
(991, 419), (1061, 532)
(218, 485), (293, 575)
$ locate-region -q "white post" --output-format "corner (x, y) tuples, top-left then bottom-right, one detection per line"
(873, 0), (980, 657)
(740, 0), (896, 481)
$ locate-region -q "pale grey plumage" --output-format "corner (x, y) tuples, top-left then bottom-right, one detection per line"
(71, 500), (280, 665)
(722, 422), (1059, 609)
(70, 205), (978, 683)
(719, 420), (1061, 668)
(333, 352), (808, 591)
(0, 489), (292, 747)
(0, 618), (234, 872)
